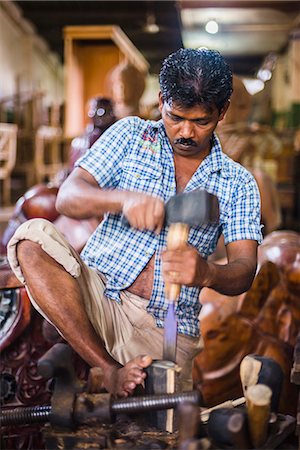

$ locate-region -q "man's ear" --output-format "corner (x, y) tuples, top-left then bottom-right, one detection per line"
(158, 91), (164, 113)
(218, 100), (230, 121)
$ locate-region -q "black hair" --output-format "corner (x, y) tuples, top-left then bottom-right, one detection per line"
(159, 48), (233, 111)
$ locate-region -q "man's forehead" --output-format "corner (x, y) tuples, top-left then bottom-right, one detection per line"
(164, 100), (214, 118)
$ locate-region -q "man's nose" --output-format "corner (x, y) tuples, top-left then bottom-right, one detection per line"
(179, 120), (195, 139)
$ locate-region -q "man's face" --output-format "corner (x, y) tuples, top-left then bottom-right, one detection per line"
(159, 93), (229, 158)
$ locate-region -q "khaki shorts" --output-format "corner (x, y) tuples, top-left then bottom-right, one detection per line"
(7, 218), (203, 390)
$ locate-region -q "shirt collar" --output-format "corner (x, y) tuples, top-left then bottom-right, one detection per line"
(157, 122), (234, 178)
(191, 133), (234, 179)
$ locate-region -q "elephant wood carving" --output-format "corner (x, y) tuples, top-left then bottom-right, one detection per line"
(194, 231), (300, 416)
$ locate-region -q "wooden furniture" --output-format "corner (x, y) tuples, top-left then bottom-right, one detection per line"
(63, 25), (149, 137)
(34, 126), (71, 183)
(0, 91), (47, 192)
(0, 123), (18, 205)
(291, 332), (300, 450)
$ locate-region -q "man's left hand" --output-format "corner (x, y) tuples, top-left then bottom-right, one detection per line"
(161, 244), (210, 287)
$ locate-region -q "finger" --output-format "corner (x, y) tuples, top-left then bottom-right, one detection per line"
(126, 213), (138, 229)
(126, 371), (144, 384)
(143, 200), (162, 232)
(154, 220), (164, 235)
(153, 199), (165, 234)
(123, 381), (136, 392)
(165, 271), (182, 284)
(145, 204), (157, 231)
(139, 354), (152, 368)
(117, 389), (129, 398)
(169, 271), (179, 280)
(162, 247), (190, 260)
(126, 370), (147, 381)
(162, 261), (185, 275)
(130, 354), (152, 369)
(140, 204), (150, 230)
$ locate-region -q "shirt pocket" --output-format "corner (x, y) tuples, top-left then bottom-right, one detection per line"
(120, 158), (162, 192)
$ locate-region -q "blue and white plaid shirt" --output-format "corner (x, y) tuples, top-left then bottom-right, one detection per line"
(76, 116), (262, 337)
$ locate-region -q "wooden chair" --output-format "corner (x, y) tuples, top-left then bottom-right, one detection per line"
(34, 126), (70, 183)
(0, 123), (18, 206)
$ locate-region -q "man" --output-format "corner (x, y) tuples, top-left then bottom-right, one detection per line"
(7, 48), (262, 398)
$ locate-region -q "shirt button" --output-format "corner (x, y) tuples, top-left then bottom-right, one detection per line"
(135, 174), (141, 179)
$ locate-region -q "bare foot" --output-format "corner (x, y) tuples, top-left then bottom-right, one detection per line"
(103, 355), (152, 397)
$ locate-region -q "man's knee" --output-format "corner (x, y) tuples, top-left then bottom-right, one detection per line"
(17, 239), (45, 265)
(8, 218), (81, 281)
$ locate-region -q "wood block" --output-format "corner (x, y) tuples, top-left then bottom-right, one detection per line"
(144, 360), (181, 432)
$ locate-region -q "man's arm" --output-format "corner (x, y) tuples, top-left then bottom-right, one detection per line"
(56, 167), (125, 218)
(56, 167), (165, 233)
(204, 240), (257, 294)
(162, 239), (258, 296)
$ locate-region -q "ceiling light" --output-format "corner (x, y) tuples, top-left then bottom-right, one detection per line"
(243, 78), (265, 95)
(257, 69), (272, 82)
(144, 13), (160, 34)
(205, 20), (219, 34)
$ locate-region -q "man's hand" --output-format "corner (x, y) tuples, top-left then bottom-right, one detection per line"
(162, 240), (258, 296)
(122, 193), (165, 234)
(103, 355), (153, 397)
(162, 244), (210, 287)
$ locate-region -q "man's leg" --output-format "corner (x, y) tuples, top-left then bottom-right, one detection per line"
(114, 290), (203, 391)
(16, 239), (151, 397)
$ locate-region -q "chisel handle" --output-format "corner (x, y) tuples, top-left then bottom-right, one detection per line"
(246, 383), (272, 448)
(165, 222), (189, 301)
(240, 354), (283, 413)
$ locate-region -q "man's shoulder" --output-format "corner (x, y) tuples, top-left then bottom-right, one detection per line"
(115, 117), (164, 149)
(115, 116), (161, 131)
(210, 134), (254, 182)
(221, 152), (256, 182)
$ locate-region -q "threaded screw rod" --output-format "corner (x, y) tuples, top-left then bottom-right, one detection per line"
(112, 390), (201, 414)
(1, 390), (200, 427)
(1, 405), (51, 426)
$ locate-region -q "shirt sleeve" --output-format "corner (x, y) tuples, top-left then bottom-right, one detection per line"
(222, 170), (263, 245)
(75, 117), (135, 188)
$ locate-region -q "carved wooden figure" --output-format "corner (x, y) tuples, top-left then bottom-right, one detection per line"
(107, 61), (146, 119)
(1, 183), (100, 256)
(194, 230), (300, 416)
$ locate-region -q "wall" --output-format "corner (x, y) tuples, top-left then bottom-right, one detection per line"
(271, 30), (300, 129)
(0, 2), (64, 112)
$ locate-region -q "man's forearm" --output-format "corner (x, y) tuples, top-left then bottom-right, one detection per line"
(56, 169), (165, 232)
(56, 177), (125, 219)
(205, 258), (257, 296)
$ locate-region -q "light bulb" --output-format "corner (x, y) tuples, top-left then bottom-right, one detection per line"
(205, 20), (219, 34)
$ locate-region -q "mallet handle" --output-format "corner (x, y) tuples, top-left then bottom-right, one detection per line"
(165, 222), (189, 301)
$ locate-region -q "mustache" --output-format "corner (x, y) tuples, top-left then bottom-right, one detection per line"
(174, 138), (197, 146)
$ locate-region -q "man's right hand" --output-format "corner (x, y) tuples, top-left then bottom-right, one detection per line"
(122, 193), (165, 234)
(103, 355), (153, 397)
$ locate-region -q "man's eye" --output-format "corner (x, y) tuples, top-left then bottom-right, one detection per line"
(171, 116), (181, 122)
